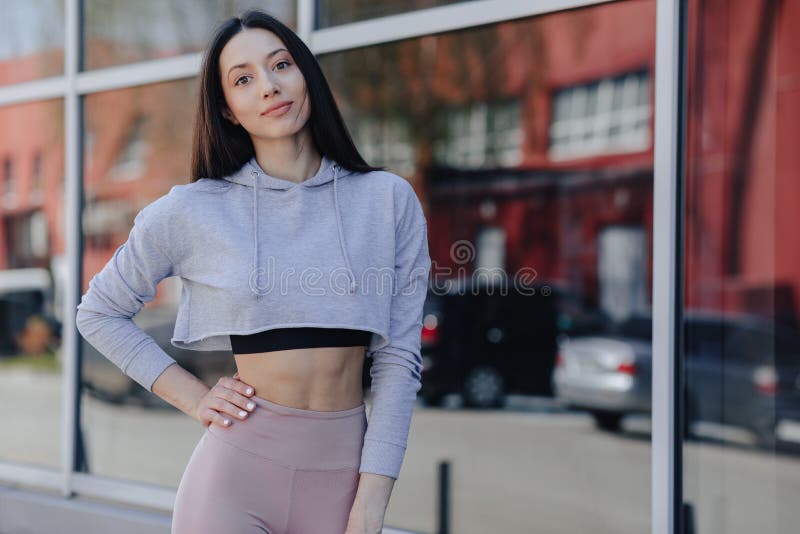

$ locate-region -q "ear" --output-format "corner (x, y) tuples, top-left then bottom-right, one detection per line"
(221, 106), (239, 125)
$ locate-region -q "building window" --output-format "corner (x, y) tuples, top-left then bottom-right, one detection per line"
(31, 151), (43, 203)
(475, 226), (506, 286)
(110, 114), (148, 181)
(597, 225), (649, 321)
(433, 98), (523, 169)
(353, 115), (416, 176)
(3, 157), (16, 207)
(3, 211), (49, 268)
(549, 70), (651, 161)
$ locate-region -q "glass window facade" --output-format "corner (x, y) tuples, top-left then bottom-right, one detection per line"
(682, 0), (800, 532)
(0, 98), (64, 468)
(0, 0), (64, 86)
(315, 0), (470, 28)
(83, 0), (296, 70)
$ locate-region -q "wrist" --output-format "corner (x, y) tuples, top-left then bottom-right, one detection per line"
(151, 364), (210, 420)
(355, 472), (394, 508)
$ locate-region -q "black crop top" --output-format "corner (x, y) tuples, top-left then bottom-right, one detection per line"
(230, 327), (372, 354)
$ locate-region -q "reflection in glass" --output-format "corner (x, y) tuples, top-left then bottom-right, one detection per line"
(79, 79), (235, 486)
(682, 0), (800, 532)
(0, 1), (64, 86)
(320, 2), (655, 532)
(549, 71), (650, 160)
(0, 99), (64, 468)
(316, 0), (471, 28)
(83, 0), (296, 70)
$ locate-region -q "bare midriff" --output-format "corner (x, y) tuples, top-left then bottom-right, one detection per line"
(233, 346), (367, 412)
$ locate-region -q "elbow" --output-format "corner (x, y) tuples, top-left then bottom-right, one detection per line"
(369, 347), (423, 391)
(74, 307), (90, 338)
(74, 305), (112, 341)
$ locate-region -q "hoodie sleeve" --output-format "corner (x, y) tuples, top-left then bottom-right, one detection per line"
(359, 180), (431, 480)
(75, 205), (178, 392)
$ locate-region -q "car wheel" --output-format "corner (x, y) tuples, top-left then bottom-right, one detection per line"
(591, 410), (624, 432)
(463, 365), (505, 409)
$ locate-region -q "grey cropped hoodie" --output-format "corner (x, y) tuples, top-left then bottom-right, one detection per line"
(75, 154), (431, 480)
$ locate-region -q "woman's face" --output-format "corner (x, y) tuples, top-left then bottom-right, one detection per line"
(218, 28), (310, 140)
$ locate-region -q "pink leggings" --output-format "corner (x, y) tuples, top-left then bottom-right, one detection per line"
(171, 394), (367, 534)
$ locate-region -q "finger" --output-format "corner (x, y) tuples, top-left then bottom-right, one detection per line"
(215, 387), (256, 413)
(220, 375), (255, 398)
(203, 408), (231, 428)
(211, 397), (250, 420)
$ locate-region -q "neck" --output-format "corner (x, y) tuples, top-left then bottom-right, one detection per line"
(250, 128), (322, 184)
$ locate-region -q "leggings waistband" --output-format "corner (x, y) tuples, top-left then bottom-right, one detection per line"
(252, 394), (366, 419)
(206, 394), (367, 470)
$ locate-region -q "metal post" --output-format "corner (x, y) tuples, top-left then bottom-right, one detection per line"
(437, 460), (450, 534)
(652, 0), (684, 533)
(60, 0), (81, 499)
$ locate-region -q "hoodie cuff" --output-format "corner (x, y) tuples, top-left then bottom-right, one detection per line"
(123, 342), (178, 393)
(358, 438), (406, 480)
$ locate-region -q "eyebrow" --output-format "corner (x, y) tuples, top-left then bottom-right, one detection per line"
(227, 48), (289, 77)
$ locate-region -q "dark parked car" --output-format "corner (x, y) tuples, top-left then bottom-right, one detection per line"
(0, 268), (61, 357)
(418, 279), (609, 408)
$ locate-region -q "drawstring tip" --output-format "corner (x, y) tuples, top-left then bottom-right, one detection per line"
(349, 279), (356, 294)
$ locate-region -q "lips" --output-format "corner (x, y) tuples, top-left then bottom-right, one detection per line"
(261, 102), (293, 116)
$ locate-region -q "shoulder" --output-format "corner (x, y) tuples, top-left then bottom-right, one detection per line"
(137, 179), (230, 225)
(350, 168), (423, 222)
(353, 168), (415, 195)
(172, 178), (233, 196)
(132, 180), (203, 231)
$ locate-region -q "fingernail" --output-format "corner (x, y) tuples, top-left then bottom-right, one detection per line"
(238, 410), (247, 417)
(246, 387), (253, 395)
(223, 419), (230, 426)
(247, 401), (255, 410)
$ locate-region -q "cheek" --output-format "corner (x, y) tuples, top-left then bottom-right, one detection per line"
(229, 92), (251, 114)
(293, 85), (311, 115)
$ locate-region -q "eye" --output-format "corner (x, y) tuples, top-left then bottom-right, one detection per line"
(275, 60), (291, 70)
(234, 75), (251, 86)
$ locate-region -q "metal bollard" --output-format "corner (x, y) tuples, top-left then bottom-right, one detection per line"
(682, 502), (696, 534)
(437, 460), (450, 534)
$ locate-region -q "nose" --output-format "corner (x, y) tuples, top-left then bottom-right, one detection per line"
(259, 70), (280, 97)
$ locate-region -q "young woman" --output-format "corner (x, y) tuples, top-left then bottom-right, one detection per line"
(75, 9), (430, 534)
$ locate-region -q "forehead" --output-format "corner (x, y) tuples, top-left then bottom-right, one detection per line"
(219, 28), (287, 69)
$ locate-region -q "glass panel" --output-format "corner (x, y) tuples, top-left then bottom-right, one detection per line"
(320, 1), (655, 532)
(79, 79), (237, 486)
(0, 99), (64, 468)
(83, 1), (296, 71)
(682, 0), (800, 532)
(0, 1), (64, 86)
(316, 0), (471, 28)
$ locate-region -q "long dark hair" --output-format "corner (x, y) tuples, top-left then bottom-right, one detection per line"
(190, 9), (384, 181)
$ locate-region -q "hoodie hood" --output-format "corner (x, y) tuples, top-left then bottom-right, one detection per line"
(223, 155), (358, 298)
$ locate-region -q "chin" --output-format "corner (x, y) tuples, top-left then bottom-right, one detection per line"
(252, 128), (300, 141)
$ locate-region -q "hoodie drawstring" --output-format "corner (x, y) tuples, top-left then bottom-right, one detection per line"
(251, 169), (261, 298)
(332, 163), (357, 294)
(248, 161), (357, 297)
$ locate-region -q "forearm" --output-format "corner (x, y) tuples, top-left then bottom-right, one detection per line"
(353, 472), (395, 515)
(151, 363), (210, 421)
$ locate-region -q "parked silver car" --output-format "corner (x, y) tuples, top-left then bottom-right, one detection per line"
(553, 314), (652, 431)
(553, 310), (800, 449)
